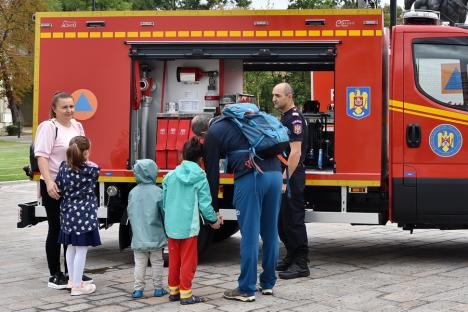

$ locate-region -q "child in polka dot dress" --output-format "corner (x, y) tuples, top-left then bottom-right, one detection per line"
(55, 135), (101, 296)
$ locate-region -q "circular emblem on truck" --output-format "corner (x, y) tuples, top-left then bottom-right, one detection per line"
(72, 89), (98, 120)
(429, 124), (463, 157)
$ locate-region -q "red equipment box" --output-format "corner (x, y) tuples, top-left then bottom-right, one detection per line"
(166, 119), (180, 169)
(155, 119), (168, 169)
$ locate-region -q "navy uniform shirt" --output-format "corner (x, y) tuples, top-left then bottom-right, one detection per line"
(280, 107), (308, 165)
(203, 119), (281, 210)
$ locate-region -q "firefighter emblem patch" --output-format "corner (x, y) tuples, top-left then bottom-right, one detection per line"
(293, 123), (302, 134)
(429, 124), (463, 157)
(346, 87), (370, 119)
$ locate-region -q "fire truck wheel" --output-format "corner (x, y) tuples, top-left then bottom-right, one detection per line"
(212, 220), (239, 242)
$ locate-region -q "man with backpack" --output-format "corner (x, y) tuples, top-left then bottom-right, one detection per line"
(272, 82), (310, 280)
(191, 109), (283, 302)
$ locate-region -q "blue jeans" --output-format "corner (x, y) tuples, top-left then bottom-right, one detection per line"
(234, 171), (282, 295)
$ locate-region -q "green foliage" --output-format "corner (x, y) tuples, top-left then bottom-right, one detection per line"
(288, 0), (338, 9)
(47, 0), (251, 11)
(244, 71), (311, 114)
(5, 124), (20, 136)
(383, 3), (403, 27)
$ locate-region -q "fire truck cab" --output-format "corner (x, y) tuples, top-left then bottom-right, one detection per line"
(18, 9), (468, 250)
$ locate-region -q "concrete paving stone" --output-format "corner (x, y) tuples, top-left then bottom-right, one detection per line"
(423, 285), (468, 303)
(92, 295), (129, 306)
(14, 309), (38, 312)
(407, 300), (460, 311)
(292, 302), (361, 312)
(36, 303), (65, 310)
(6, 300), (45, 311)
(64, 298), (88, 305)
(59, 303), (95, 311)
(118, 300), (148, 309)
(450, 303), (468, 311)
(86, 307), (129, 312)
(88, 291), (129, 301)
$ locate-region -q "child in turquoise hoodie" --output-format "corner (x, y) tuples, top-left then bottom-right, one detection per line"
(163, 137), (223, 305)
(127, 159), (167, 299)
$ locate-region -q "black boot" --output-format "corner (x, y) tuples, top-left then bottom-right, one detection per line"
(278, 256), (310, 280)
(276, 254), (293, 271)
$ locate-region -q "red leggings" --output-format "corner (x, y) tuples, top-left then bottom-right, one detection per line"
(168, 236), (198, 298)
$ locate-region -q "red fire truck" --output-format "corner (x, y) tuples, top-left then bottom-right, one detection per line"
(18, 8), (468, 250)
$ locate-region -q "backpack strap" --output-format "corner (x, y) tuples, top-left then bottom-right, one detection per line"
(50, 119), (58, 140)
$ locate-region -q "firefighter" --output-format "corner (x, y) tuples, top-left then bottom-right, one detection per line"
(272, 82), (310, 279)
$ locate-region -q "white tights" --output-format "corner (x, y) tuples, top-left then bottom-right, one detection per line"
(66, 245), (88, 288)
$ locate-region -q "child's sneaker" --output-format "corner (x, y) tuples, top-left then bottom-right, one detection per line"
(154, 288), (168, 297)
(132, 290), (144, 298)
(180, 295), (207, 305)
(223, 288), (255, 302)
(169, 294), (180, 301)
(71, 283), (96, 296)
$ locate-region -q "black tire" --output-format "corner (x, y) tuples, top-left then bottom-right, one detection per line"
(212, 220), (239, 242)
(197, 224), (214, 256)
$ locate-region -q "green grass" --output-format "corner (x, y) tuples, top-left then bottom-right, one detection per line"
(0, 140), (30, 182)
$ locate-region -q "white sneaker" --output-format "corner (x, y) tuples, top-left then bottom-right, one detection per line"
(71, 283), (96, 296)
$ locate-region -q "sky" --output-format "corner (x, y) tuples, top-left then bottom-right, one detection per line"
(250, 0), (406, 9)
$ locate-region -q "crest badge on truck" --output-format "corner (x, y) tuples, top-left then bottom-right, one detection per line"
(429, 124), (463, 157)
(346, 87), (370, 119)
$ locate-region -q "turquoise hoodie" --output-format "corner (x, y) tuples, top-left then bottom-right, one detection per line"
(162, 160), (217, 239)
(127, 159), (167, 251)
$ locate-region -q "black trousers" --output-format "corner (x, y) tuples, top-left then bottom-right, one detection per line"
(40, 179), (67, 276)
(278, 167), (309, 258)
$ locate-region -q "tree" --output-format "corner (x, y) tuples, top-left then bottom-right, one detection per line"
(0, 0), (46, 126)
(49, 0), (251, 11)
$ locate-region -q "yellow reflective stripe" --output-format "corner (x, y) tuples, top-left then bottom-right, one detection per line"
(305, 180), (380, 187)
(335, 30), (347, 36)
(40, 29), (382, 39)
(390, 105), (468, 126)
(308, 30), (320, 36)
(295, 30), (307, 36)
(390, 100), (468, 123)
(269, 30), (280, 36)
(180, 289), (192, 299)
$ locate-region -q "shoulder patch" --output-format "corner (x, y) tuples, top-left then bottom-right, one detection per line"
(293, 123), (302, 135)
(292, 112), (299, 116)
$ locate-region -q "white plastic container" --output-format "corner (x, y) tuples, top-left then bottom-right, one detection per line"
(178, 99), (202, 113)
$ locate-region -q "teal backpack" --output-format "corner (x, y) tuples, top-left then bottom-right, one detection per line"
(217, 103), (290, 171)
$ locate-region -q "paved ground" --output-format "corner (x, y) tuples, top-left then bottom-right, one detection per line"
(2, 181), (468, 311)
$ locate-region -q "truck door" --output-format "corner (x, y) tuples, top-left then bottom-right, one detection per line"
(402, 34), (468, 224)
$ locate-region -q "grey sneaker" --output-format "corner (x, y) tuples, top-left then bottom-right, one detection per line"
(223, 288), (255, 302)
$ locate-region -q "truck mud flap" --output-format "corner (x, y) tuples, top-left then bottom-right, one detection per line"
(17, 201), (42, 228)
(119, 210), (132, 250)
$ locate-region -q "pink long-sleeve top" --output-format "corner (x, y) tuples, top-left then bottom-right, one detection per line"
(34, 118), (85, 180)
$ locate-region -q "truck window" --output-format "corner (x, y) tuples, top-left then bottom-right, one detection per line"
(413, 41), (468, 111)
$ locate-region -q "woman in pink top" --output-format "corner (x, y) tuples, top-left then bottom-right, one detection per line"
(34, 92), (88, 289)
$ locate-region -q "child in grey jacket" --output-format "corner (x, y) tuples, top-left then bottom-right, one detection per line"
(127, 159), (167, 299)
